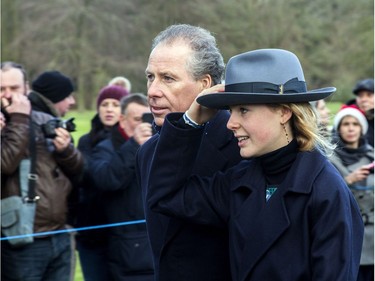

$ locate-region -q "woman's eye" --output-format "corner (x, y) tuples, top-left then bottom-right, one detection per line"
(240, 107), (248, 114)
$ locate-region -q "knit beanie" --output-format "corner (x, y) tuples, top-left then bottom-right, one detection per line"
(32, 71), (74, 103)
(352, 78), (374, 95)
(97, 85), (129, 108)
(333, 105), (368, 135)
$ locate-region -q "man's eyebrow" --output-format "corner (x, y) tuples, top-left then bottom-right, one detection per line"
(145, 69), (174, 77)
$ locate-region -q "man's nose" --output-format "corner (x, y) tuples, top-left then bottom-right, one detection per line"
(147, 80), (163, 98)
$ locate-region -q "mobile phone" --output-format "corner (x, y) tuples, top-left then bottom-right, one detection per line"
(142, 112), (154, 124)
(142, 112), (156, 135)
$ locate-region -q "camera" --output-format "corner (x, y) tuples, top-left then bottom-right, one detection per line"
(42, 117), (76, 138)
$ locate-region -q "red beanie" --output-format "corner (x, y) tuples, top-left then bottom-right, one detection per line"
(97, 85), (129, 108)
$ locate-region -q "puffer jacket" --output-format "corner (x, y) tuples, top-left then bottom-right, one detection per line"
(329, 138), (374, 265)
(1, 110), (83, 233)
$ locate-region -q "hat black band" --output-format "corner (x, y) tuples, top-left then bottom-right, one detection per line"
(225, 77), (307, 94)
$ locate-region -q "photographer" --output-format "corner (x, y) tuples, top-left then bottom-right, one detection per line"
(29, 70), (76, 118)
(1, 61), (83, 281)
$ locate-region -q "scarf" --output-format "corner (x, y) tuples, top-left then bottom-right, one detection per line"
(334, 137), (372, 166)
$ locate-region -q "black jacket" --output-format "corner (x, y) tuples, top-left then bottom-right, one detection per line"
(69, 114), (111, 246)
(135, 111), (242, 281)
(90, 124), (154, 279)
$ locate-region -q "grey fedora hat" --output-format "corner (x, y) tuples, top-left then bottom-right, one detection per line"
(197, 49), (336, 109)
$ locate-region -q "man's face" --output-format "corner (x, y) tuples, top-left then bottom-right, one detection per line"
(54, 95), (75, 117)
(120, 102), (150, 137)
(0, 68), (27, 101)
(145, 42), (208, 126)
(356, 90), (374, 112)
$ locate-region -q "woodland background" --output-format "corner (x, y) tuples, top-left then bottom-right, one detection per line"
(2, 0), (374, 110)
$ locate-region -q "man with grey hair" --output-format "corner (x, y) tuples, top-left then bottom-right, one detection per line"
(136, 24), (242, 281)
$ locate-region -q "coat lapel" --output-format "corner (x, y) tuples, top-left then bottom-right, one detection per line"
(230, 162), (290, 280)
(236, 151), (326, 280)
(238, 188), (290, 281)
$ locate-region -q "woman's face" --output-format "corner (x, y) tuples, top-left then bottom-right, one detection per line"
(339, 115), (362, 148)
(227, 104), (290, 158)
(316, 100), (330, 126)
(98, 98), (122, 127)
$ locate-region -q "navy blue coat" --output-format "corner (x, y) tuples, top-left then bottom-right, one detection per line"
(90, 125), (154, 279)
(70, 128), (110, 247)
(136, 111), (242, 281)
(147, 114), (364, 281)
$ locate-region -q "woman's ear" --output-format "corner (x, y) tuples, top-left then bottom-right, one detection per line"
(280, 106), (293, 124)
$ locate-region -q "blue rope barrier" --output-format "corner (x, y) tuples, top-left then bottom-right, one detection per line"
(0, 219), (146, 241)
(349, 185), (374, 191)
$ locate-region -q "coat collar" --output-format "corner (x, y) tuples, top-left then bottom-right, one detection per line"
(232, 150), (327, 195)
(230, 150), (327, 280)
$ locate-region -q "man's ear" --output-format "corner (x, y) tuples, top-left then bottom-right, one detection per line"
(119, 114), (126, 129)
(200, 74), (212, 90)
(25, 81), (30, 95)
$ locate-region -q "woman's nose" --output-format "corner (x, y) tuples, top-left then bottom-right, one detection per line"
(227, 115), (239, 131)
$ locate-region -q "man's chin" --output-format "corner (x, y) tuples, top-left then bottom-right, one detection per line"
(154, 116), (165, 127)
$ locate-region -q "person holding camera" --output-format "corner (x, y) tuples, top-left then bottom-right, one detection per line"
(329, 105), (374, 281)
(26, 69), (78, 281)
(89, 93), (154, 280)
(29, 70), (76, 118)
(1, 62), (84, 281)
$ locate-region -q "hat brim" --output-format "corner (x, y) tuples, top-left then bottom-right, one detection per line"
(197, 87), (336, 109)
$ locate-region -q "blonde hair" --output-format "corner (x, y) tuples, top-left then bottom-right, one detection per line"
(108, 76), (132, 92)
(272, 103), (334, 155)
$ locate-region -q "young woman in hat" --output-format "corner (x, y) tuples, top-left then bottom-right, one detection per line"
(146, 49), (364, 280)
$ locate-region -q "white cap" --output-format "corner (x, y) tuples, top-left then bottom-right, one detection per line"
(333, 107), (368, 135)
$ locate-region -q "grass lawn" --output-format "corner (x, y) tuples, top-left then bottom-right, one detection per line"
(66, 101), (343, 280)
(73, 252), (84, 281)
(65, 110), (96, 142)
(327, 101), (342, 121)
